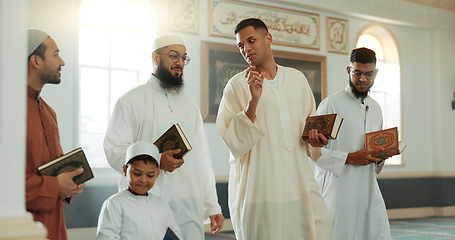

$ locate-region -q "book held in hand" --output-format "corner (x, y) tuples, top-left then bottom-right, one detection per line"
(154, 123), (192, 159)
(365, 127), (406, 158)
(163, 227), (181, 240)
(302, 113), (343, 140)
(38, 147), (94, 185)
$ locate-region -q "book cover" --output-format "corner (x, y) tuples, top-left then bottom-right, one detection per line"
(365, 127), (406, 158)
(302, 113), (343, 140)
(38, 147), (94, 185)
(163, 227), (181, 240)
(154, 124), (192, 159)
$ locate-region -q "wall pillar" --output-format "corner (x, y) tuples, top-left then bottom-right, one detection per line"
(0, 0), (46, 239)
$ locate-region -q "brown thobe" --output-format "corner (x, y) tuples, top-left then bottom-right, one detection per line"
(26, 86), (69, 240)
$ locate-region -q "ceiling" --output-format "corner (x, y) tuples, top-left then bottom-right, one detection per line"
(399, 0), (455, 12)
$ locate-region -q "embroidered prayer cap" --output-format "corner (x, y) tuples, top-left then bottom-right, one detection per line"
(28, 29), (49, 56)
(152, 34), (185, 52)
(126, 141), (160, 167)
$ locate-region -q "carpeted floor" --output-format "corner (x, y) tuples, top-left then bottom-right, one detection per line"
(390, 216), (455, 239)
(205, 217), (455, 240)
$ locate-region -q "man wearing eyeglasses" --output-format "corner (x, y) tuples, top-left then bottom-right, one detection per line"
(104, 35), (224, 239)
(311, 47), (392, 240)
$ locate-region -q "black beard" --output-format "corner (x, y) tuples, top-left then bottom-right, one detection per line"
(155, 62), (184, 91)
(41, 68), (62, 85)
(348, 76), (371, 100)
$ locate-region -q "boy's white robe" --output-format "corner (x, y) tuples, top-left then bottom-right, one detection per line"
(104, 75), (222, 239)
(313, 86), (391, 240)
(216, 65), (332, 240)
(97, 189), (180, 240)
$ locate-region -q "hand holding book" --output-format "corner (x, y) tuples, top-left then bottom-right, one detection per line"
(306, 129), (329, 147)
(346, 148), (386, 166)
(365, 127), (406, 159)
(57, 168), (85, 199)
(159, 149), (185, 173)
(154, 124), (192, 172)
(302, 114), (343, 140)
(37, 147), (94, 199)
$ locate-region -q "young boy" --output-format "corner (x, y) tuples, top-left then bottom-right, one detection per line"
(97, 141), (181, 239)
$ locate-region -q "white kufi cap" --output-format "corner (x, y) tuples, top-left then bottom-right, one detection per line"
(152, 34), (185, 52)
(28, 29), (49, 56)
(126, 141), (160, 167)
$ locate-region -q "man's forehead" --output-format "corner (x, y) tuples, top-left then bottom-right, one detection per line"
(162, 44), (186, 54)
(352, 62), (376, 69)
(236, 27), (266, 42)
(43, 37), (59, 50)
(236, 33), (254, 44)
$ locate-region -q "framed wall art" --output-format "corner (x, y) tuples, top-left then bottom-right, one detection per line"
(201, 41), (327, 122)
(209, 0), (320, 50)
(169, 0), (199, 34)
(327, 16), (349, 54)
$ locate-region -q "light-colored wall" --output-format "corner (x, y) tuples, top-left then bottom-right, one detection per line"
(28, 0), (82, 153)
(0, 0), (28, 218)
(431, 29), (455, 173)
(1, 1), (48, 238)
(23, 0), (455, 180)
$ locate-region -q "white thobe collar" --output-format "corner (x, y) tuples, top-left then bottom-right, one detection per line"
(148, 74), (181, 94)
(344, 85), (370, 104)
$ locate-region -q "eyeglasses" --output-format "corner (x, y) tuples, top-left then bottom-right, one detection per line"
(159, 51), (190, 65)
(349, 67), (377, 80)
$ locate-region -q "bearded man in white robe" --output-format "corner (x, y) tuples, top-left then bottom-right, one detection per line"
(104, 35), (224, 239)
(311, 47), (392, 240)
(216, 18), (332, 240)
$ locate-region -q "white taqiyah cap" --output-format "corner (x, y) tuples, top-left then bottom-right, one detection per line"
(28, 29), (49, 56)
(152, 34), (185, 52)
(125, 141), (160, 167)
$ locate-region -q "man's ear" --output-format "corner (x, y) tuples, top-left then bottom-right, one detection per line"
(152, 52), (160, 66)
(122, 165), (128, 176)
(266, 32), (273, 46)
(346, 66), (351, 74)
(29, 55), (41, 69)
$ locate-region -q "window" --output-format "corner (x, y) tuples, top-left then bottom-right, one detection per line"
(356, 25), (402, 165)
(79, 0), (156, 167)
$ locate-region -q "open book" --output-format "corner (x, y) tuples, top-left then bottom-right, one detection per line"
(365, 127), (406, 158)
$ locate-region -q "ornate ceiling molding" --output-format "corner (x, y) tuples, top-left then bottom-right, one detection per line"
(260, 0), (455, 32)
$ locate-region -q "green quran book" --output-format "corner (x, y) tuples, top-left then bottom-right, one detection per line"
(154, 123), (192, 159)
(38, 147), (94, 185)
(302, 113), (343, 140)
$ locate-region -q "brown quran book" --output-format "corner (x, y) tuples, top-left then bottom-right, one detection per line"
(302, 114), (343, 140)
(154, 124), (192, 159)
(38, 147), (94, 185)
(365, 127), (406, 158)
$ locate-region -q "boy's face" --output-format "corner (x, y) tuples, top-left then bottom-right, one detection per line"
(123, 160), (160, 196)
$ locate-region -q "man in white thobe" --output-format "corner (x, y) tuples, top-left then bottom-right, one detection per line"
(104, 35), (224, 239)
(216, 18), (332, 240)
(312, 47), (392, 240)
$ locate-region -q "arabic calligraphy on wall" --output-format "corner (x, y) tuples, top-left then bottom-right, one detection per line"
(326, 17), (349, 54)
(169, 0), (199, 34)
(209, 0), (320, 50)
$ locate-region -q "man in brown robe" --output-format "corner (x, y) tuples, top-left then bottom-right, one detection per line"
(25, 29), (85, 240)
